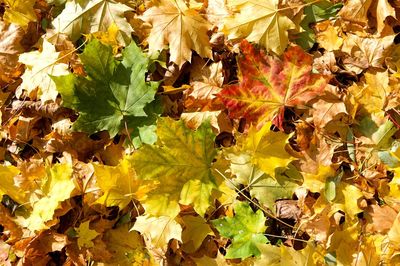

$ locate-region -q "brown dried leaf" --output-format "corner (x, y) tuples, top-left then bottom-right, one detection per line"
(22, 230), (69, 265)
(0, 21), (24, 83)
(365, 204), (398, 233)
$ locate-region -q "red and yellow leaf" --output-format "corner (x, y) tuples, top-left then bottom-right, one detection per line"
(219, 40), (327, 130)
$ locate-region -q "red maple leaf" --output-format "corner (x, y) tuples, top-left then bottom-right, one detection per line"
(219, 40), (327, 130)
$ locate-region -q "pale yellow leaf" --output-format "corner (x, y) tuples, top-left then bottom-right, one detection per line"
(140, 0), (212, 68)
(18, 39), (69, 103)
(52, 0), (133, 45)
(132, 215), (182, 250)
(223, 0), (295, 55)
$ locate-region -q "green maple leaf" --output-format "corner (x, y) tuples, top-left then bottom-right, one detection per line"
(52, 39), (159, 139)
(211, 202), (268, 259)
(132, 117), (218, 218)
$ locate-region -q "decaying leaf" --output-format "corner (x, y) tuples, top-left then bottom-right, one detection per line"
(1, 0), (400, 264)
(0, 21), (24, 83)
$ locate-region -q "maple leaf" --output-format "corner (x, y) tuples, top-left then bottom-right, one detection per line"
(17, 39), (70, 103)
(92, 154), (153, 209)
(132, 215), (182, 250)
(184, 57), (224, 111)
(25, 163), (75, 232)
(226, 122), (294, 178)
(219, 40), (327, 130)
(222, 0), (295, 55)
(315, 21), (343, 52)
(75, 221), (100, 249)
(52, 0), (134, 45)
(140, 0), (212, 68)
(316, 182), (364, 223)
(52, 39), (159, 138)
(181, 215), (214, 253)
(338, 0), (395, 35)
(103, 224), (152, 265)
(133, 117), (218, 217)
(348, 71), (396, 117)
(211, 202), (268, 259)
(341, 34), (394, 73)
(22, 230), (70, 265)
(255, 243), (309, 266)
(2, 0), (37, 28)
(0, 164), (27, 204)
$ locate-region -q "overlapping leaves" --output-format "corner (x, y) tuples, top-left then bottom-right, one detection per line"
(2, 0), (400, 265)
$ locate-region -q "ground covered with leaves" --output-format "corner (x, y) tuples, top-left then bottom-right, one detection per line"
(2, 0), (400, 265)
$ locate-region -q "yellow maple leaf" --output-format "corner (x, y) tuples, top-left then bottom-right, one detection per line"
(315, 21), (343, 52)
(103, 224), (153, 265)
(133, 117), (218, 217)
(93, 155), (154, 209)
(327, 222), (381, 266)
(0, 164), (26, 204)
(89, 23), (121, 54)
(2, 0), (37, 29)
(140, 0), (212, 68)
(255, 243), (309, 266)
(314, 182), (363, 222)
(25, 163), (75, 232)
(131, 215), (182, 250)
(75, 221), (100, 249)
(224, 122), (294, 182)
(302, 165), (336, 193)
(17, 39), (69, 103)
(348, 70), (395, 117)
(222, 0), (295, 55)
(181, 215), (214, 253)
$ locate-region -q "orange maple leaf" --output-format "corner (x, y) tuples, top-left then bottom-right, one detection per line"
(219, 40), (327, 130)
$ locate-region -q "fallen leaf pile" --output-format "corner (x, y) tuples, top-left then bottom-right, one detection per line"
(2, 0), (400, 265)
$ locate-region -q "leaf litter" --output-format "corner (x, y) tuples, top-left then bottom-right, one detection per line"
(1, 0), (400, 265)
